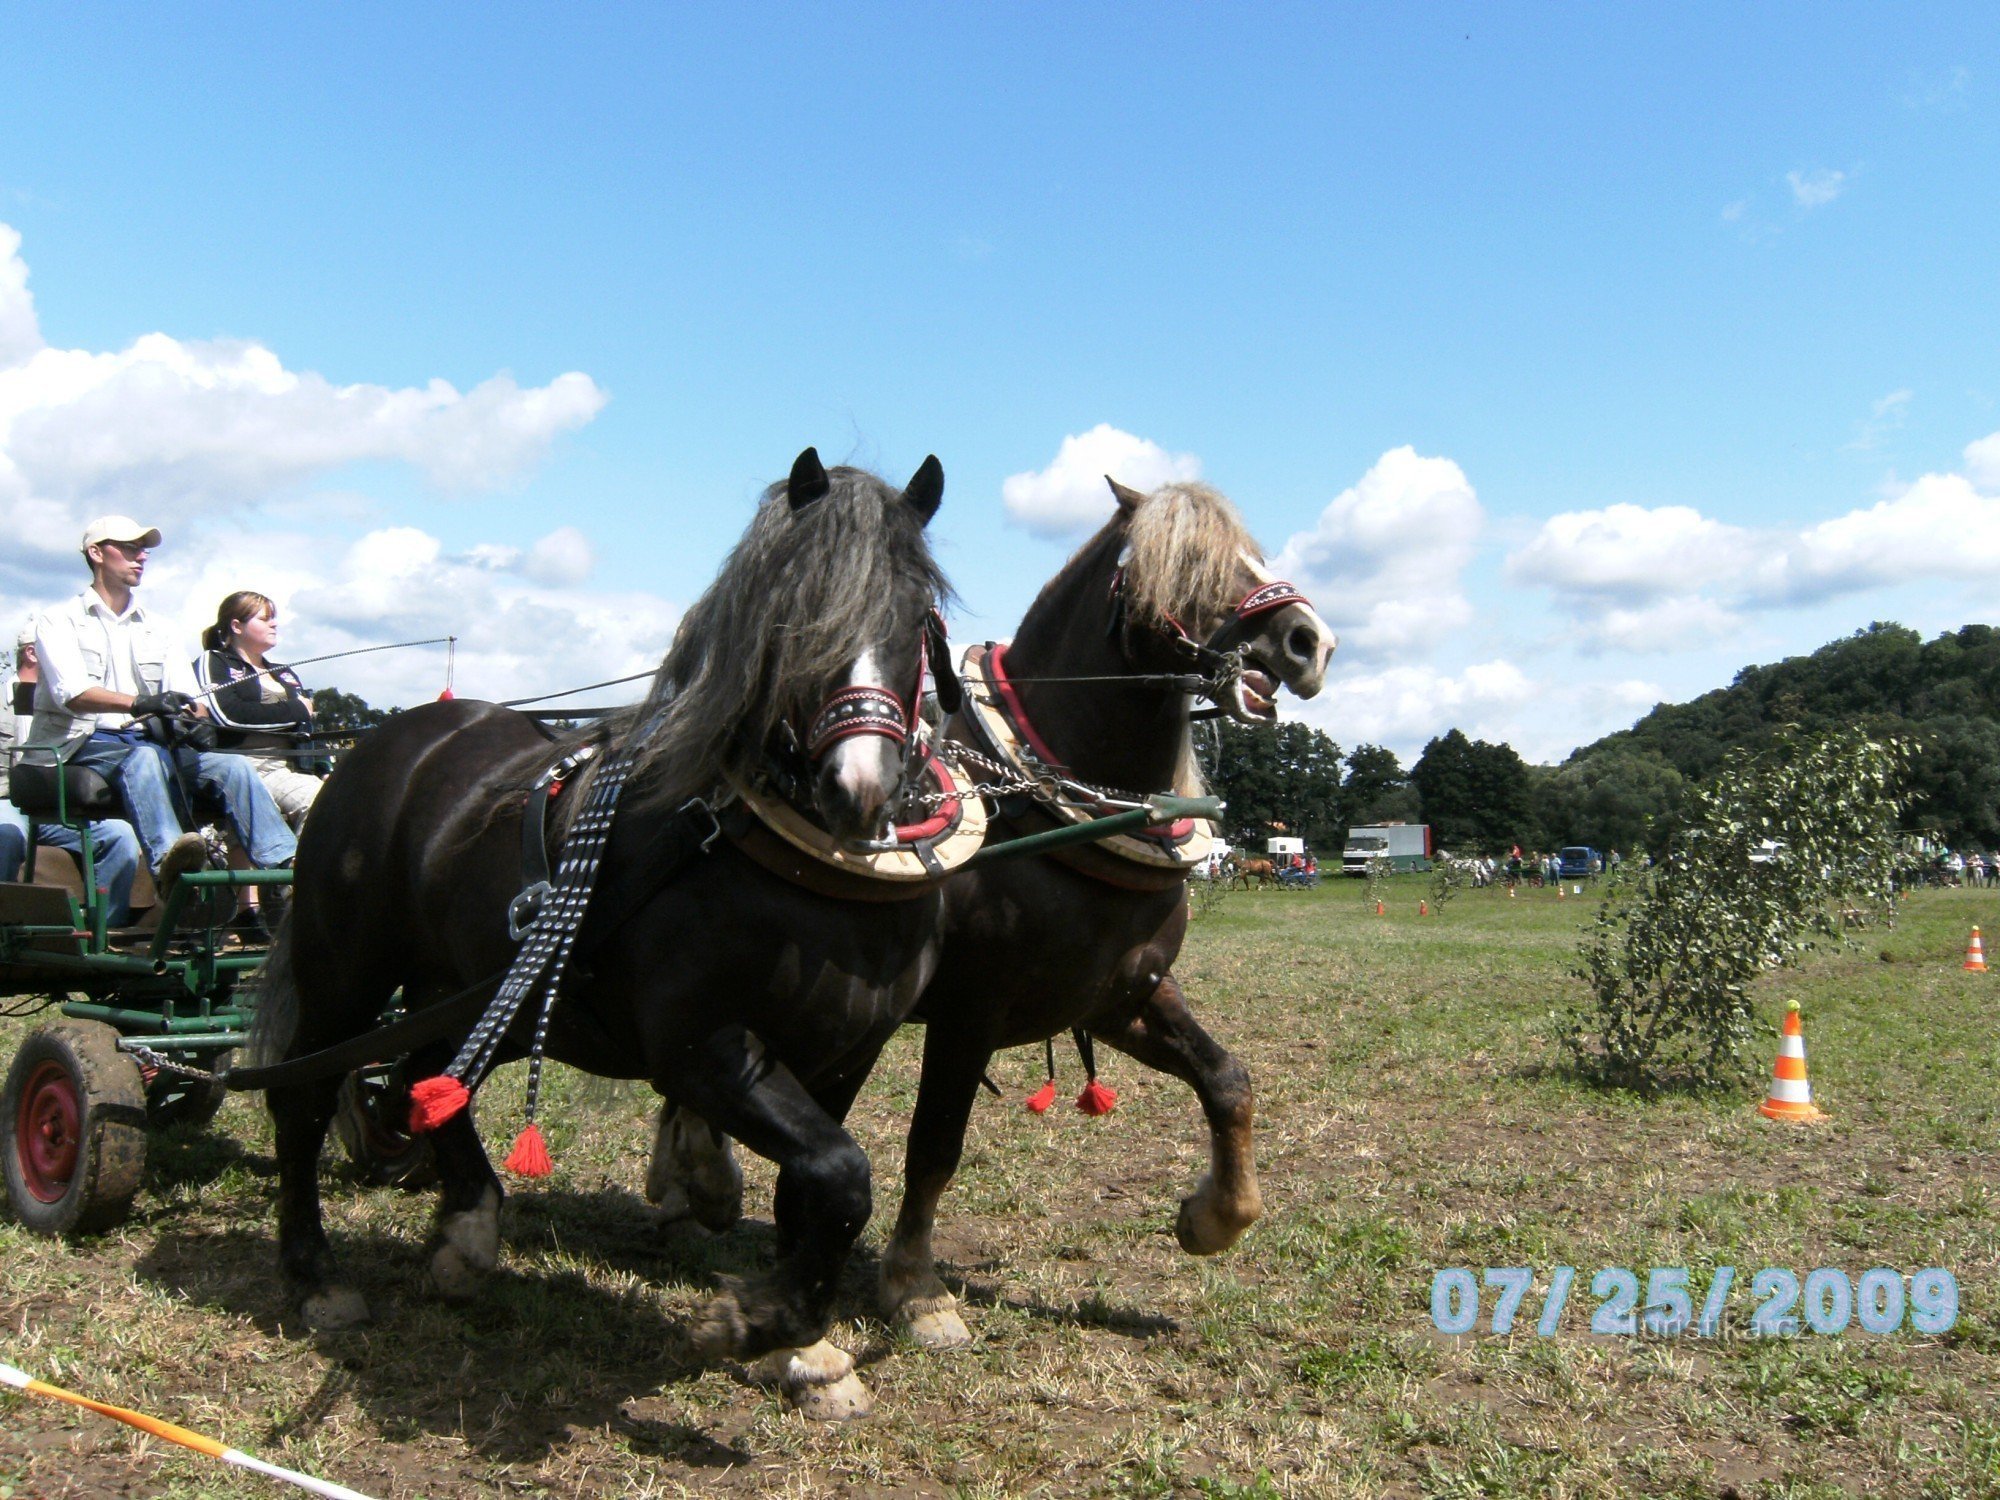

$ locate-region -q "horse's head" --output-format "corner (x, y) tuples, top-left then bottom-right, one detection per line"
(782, 448), (951, 844)
(624, 447), (951, 844)
(1104, 477), (1336, 723)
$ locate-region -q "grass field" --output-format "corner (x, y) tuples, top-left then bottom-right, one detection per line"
(2, 877), (1997, 1498)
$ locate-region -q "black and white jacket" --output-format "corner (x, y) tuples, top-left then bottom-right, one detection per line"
(196, 647), (312, 753)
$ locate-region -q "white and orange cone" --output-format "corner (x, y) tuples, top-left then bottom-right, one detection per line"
(1758, 1000), (1825, 1122)
(1964, 926), (1987, 972)
(1419, 899), (1429, 917)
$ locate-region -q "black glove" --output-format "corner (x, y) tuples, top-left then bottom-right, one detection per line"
(131, 690), (195, 719)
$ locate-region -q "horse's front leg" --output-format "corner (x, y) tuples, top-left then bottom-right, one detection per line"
(878, 1021), (990, 1349)
(1092, 973), (1262, 1254)
(424, 1106), (505, 1301)
(671, 1024), (876, 1420)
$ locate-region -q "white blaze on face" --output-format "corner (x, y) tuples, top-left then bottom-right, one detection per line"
(827, 646), (902, 808)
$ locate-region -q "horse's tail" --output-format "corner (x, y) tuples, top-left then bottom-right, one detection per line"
(246, 911), (300, 1067)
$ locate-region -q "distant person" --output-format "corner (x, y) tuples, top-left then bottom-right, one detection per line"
(3, 618), (143, 924)
(196, 590), (323, 829)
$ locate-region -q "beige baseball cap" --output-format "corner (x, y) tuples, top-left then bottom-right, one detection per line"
(81, 515), (163, 550)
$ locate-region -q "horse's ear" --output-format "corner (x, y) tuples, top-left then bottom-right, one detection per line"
(788, 447), (831, 510)
(904, 455), (944, 524)
(1105, 476), (1147, 513)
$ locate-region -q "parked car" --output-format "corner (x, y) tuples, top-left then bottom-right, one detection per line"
(1557, 846), (1603, 880)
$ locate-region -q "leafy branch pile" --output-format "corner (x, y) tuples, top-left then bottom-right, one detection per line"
(1558, 728), (1911, 1092)
(1429, 855), (1470, 910)
(1363, 854), (1390, 910)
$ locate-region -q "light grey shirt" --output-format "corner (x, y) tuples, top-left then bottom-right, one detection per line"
(29, 587), (199, 754)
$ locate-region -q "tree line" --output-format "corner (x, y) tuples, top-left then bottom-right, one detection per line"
(1200, 621), (2000, 856)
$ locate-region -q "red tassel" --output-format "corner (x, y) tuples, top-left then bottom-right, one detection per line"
(504, 1123), (552, 1177)
(1076, 1079), (1119, 1116)
(1025, 1081), (1057, 1113)
(407, 1075), (470, 1133)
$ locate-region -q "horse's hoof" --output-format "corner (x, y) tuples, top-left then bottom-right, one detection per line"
(895, 1294), (972, 1350)
(301, 1285), (371, 1329)
(749, 1341), (875, 1421)
(691, 1290), (749, 1359)
(1176, 1192), (1247, 1255)
(790, 1370), (874, 1421)
(429, 1187), (500, 1301)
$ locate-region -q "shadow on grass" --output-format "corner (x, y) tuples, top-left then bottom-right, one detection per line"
(131, 1220), (762, 1464)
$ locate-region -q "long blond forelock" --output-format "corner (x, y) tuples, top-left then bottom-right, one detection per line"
(1119, 482), (1263, 632)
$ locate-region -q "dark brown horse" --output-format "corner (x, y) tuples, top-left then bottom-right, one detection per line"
(653, 476), (1335, 1350)
(249, 449), (951, 1418)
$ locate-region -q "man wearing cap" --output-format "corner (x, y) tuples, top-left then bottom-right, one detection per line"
(2, 621), (145, 923)
(25, 517), (296, 904)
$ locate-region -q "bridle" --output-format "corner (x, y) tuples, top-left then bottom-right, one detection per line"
(784, 605), (961, 846)
(991, 567), (1315, 716)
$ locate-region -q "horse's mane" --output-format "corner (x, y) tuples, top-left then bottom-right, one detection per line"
(558, 465), (950, 828)
(1028, 480), (1265, 800)
(1115, 481), (1263, 630)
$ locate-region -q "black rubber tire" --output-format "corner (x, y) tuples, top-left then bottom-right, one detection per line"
(331, 1070), (438, 1189)
(3, 1022), (148, 1235)
(145, 1048), (233, 1130)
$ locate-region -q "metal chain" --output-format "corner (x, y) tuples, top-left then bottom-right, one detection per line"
(914, 738), (1164, 815)
(121, 1041), (218, 1082)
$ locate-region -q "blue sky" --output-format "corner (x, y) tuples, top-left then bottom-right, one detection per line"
(3, 6), (1996, 763)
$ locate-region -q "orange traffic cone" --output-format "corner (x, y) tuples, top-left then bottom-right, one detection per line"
(1556, 884), (1565, 900)
(1758, 1000), (1824, 1122)
(1419, 899), (1429, 917)
(1375, 900), (1384, 916)
(1965, 926), (1987, 972)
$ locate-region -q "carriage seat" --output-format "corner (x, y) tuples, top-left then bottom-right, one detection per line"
(8, 761), (123, 820)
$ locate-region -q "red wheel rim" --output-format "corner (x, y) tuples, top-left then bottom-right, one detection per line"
(16, 1059), (81, 1203)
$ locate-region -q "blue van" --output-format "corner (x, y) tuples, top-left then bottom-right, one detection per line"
(1558, 846), (1602, 879)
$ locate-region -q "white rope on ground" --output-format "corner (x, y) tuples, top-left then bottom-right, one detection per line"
(1, 1361), (380, 1500)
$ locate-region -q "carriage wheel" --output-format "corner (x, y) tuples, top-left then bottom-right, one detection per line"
(144, 1048), (233, 1130)
(331, 1070), (437, 1189)
(2, 1022), (147, 1235)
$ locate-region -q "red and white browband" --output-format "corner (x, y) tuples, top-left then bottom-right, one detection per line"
(806, 685), (910, 758)
(1233, 580), (1308, 620)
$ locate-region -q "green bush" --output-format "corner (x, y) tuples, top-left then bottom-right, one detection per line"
(1558, 727), (1910, 1091)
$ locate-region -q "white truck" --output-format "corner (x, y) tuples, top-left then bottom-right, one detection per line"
(1341, 823), (1432, 875)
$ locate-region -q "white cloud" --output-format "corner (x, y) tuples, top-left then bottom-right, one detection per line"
(1582, 596), (1743, 654)
(0, 220), (659, 716)
(1508, 444), (2000, 645)
(1847, 388), (1912, 451)
(0, 224), (40, 367)
(1294, 658), (1533, 756)
(0, 220), (607, 584)
(1271, 446), (1483, 664)
(1507, 502), (1761, 603)
(1001, 424), (1201, 537)
(1965, 430), (2000, 492)
(1780, 472), (2000, 599)
(1788, 168), (1847, 209)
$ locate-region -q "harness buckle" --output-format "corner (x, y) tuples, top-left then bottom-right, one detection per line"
(508, 880), (554, 942)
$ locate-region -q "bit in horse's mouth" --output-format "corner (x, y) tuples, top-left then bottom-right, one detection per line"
(1235, 667), (1278, 722)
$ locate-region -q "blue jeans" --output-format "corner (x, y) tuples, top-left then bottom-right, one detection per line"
(1, 801), (142, 927)
(77, 730), (297, 873)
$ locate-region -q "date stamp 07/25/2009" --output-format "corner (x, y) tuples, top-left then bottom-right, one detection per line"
(1430, 1266), (1961, 1340)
